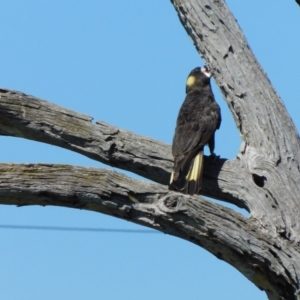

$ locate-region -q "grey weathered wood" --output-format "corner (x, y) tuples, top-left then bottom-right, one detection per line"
(0, 0), (299, 298)
(0, 163), (297, 299)
(171, 0), (300, 162)
(0, 89), (246, 209)
(170, 1), (300, 299)
(0, 88), (172, 184)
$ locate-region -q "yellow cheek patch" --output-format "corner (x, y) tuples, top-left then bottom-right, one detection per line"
(186, 75), (196, 87)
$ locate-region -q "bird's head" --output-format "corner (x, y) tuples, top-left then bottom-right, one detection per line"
(186, 66), (212, 93)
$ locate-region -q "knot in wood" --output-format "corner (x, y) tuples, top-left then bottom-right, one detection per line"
(158, 193), (187, 213)
(165, 198), (178, 209)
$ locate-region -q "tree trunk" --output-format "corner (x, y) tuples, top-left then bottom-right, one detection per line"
(0, 0), (300, 298)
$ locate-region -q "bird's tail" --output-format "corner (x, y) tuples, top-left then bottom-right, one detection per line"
(185, 151), (203, 194)
(169, 151), (204, 195)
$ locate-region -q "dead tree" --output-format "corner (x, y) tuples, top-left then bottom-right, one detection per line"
(0, 1), (299, 299)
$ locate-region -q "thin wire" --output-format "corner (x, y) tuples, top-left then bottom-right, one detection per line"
(0, 224), (160, 233)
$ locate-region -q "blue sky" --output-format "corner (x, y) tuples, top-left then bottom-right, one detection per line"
(0, 1), (299, 299)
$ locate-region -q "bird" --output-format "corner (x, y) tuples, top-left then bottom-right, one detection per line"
(169, 66), (221, 195)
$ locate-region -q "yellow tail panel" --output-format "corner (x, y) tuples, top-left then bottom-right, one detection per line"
(186, 151), (203, 182)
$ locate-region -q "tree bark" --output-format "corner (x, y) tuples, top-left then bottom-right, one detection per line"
(0, 0), (299, 299)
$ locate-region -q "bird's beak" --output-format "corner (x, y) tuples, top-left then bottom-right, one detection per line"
(201, 66), (212, 78)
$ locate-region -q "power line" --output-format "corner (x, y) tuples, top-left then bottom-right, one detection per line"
(0, 224), (160, 233)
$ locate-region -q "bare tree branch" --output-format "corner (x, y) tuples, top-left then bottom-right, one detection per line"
(0, 162), (297, 299)
(171, 0), (300, 164)
(170, 0), (300, 239)
(0, 88), (248, 209)
(167, 1), (300, 298)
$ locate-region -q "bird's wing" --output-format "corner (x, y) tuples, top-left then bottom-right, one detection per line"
(172, 93), (219, 159)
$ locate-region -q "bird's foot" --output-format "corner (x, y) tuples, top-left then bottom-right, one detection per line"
(209, 152), (219, 162)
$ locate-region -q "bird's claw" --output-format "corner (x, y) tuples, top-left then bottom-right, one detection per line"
(209, 153), (219, 162)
